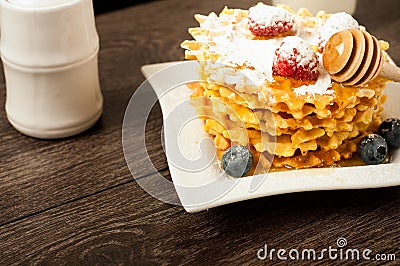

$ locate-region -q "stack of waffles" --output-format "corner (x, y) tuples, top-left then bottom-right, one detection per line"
(181, 3), (389, 170)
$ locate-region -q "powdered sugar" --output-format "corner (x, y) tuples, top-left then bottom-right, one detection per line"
(224, 39), (281, 82)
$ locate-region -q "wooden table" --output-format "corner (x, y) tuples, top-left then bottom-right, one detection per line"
(1, 0), (399, 264)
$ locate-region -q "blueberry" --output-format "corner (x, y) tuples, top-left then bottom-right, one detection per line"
(378, 118), (400, 148)
(222, 145), (253, 177)
(358, 134), (388, 165)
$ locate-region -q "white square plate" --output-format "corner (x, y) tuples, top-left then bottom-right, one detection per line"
(141, 60), (400, 213)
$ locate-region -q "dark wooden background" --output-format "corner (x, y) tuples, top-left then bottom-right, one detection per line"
(93, 0), (152, 15)
(1, 0), (399, 265)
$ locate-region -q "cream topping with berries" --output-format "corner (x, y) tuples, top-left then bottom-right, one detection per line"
(194, 4), (363, 95)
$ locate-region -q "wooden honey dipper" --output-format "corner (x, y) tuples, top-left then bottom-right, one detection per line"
(323, 29), (400, 86)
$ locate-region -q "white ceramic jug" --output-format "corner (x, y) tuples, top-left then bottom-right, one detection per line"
(0, 0), (103, 139)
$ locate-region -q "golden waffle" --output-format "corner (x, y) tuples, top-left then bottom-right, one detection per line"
(181, 5), (389, 170)
(188, 81), (382, 169)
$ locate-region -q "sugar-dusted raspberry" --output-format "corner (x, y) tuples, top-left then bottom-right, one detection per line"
(273, 36), (319, 81)
(248, 4), (295, 36)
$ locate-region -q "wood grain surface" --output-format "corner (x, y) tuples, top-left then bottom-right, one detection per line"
(0, 0), (399, 265)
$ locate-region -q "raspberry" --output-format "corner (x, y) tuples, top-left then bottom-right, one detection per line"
(248, 4), (295, 36)
(272, 36), (319, 81)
